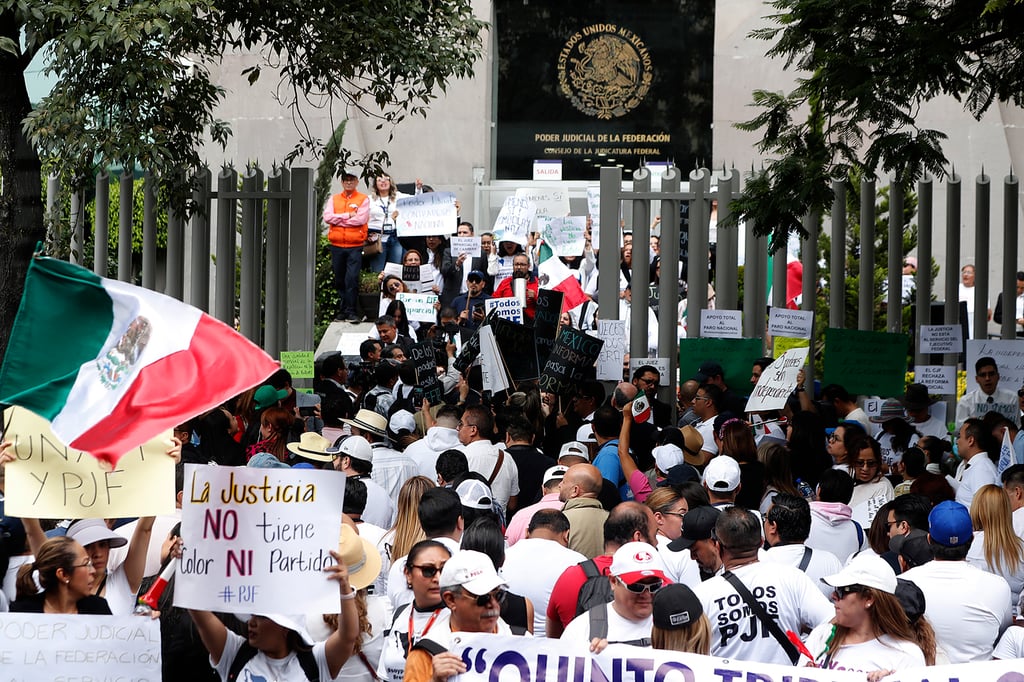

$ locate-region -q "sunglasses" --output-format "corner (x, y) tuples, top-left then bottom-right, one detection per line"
(618, 578), (664, 594)
(853, 460), (878, 469)
(412, 564), (444, 578)
(832, 585), (865, 600)
(463, 588), (507, 607)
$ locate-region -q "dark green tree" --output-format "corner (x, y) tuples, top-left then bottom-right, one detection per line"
(727, 0), (1024, 250)
(0, 0), (485, 353)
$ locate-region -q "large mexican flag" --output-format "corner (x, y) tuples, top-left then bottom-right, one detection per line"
(0, 256), (279, 466)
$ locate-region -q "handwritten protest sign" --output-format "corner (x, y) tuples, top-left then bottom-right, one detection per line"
(383, 262), (436, 293)
(699, 309), (743, 338)
(539, 327), (604, 396)
(595, 320), (627, 381)
(768, 307), (814, 339)
(490, 317), (539, 383)
(2, 407), (174, 518)
(493, 197), (537, 245)
(534, 289), (564, 366)
(539, 216), (587, 257)
(395, 191), (457, 237)
(279, 350), (314, 379)
(823, 328), (909, 397)
(586, 186), (601, 244)
(450, 634), (868, 682)
(515, 185), (570, 218)
(176, 463), (345, 614)
(397, 292), (440, 323)
(915, 364), (957, 395)
(0, 614), (160, 679)
(450, 236), (481, 258)
(746, 347), (809, 412)
(485, 297), (524, 324)
(409, 342), (444, 404)
(772, 336), (809, 358)
(920, 324), (963, 354)
(966, 339), (1024, 392)
(679, 337), (762, 392)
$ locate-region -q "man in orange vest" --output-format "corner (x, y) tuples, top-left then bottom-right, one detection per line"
(323, 172), (370, 322)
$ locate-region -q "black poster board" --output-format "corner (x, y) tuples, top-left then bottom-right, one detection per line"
(489, 317), (539, 383)
(534, 289), (564, 366)
(409, 342), (444, 404)
(539, 327), (605, 396)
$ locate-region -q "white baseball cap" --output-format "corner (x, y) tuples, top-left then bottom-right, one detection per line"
(328, 435), (373, 463)
(439, 550), (508, 595)
(558, 441), (589, 460)
(653, 444), (684, 473)
(609, 542), (670, 585)
(543, 465), (569, 485)
(821, 552), (898, 594)
(702, 455), (741, 492)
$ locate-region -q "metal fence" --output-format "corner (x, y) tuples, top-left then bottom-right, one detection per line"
(46, 166), (316, 358)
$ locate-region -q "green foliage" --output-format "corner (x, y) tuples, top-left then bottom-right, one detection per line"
(727, 0), (1024, 250)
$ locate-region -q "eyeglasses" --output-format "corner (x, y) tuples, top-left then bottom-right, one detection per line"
(638, 377), (659, 387)
(978, 371), (998, 379)
(853, 460), (878, 469)
(1017, 389), (1024, 398)
(693, 395), (711, 402)
(618, 578), (664, 594)
(75, 559), (94, 569)
(412, 564), (444, 578)
(456, 422), (476, 430)
(660, 511), (686, 519)
(463, 588), (507, 607)
(827, 433), (840, 443)
(832, 585), (864, 600)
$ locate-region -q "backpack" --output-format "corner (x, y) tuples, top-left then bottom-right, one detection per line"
(573, 559), (614, 618)
(586, 602), (651, 647)
(227, 642), (319, 682)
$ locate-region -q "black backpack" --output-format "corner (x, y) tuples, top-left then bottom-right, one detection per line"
(227, 642), (319, 682)
(573, 558), (614, 618)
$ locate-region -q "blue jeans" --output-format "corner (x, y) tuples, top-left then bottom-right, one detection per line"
(366, 234), (404, 271)
(329, 245), (362, 318)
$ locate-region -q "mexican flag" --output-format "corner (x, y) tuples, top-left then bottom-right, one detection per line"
(0, 256), (279, 467)
(537, 243), (589, 312)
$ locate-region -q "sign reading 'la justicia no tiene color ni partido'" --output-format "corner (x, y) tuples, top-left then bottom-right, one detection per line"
(494, 0), (714, 180)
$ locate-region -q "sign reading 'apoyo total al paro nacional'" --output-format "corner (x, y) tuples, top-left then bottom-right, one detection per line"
(175, 464), (345, 615)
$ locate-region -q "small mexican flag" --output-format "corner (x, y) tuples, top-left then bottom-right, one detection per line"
(536, 243), (588, 312)
(0, 255), (279, 466)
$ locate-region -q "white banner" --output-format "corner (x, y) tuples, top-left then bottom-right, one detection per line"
(395, 191), (458, 236)
(540, 216), (588, 257)
(0, 614), (161, 680)
(515, 185), (570, 218)
(919, 324), (963, 354)
(915, 364), (958, 395)
(485, 297), (524, 324)
(768, 307), (814, 339)
(700, 309), (743, 339)
(595, 319), (627, 381)
(451, 236), (482, 258)
(746, 346), (809, 412)
(175, 464), (346, 615)
(479, 325), (510, 394)
(494, 197), (537, 245)
(397, 292), (440, 323)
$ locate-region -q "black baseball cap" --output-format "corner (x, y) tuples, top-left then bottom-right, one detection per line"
(668, 505), (722, 551)
(652, 583), (704, 629)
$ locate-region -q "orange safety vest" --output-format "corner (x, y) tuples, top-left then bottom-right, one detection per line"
(328, 190), (369, 248)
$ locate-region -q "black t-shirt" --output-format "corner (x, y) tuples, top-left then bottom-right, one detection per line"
(10, 593), (112, 614)
(505, 444), (556, 510)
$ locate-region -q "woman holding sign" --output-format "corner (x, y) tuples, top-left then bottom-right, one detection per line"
(189, 549), (360, 682)
(367, 173), (418, 271)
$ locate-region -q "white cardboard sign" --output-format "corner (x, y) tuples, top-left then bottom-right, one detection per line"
(914, 365), (957, 395)
(768, 308), (814, 339)
(397, 292), (440, 323)
(595, 320), (627, 381)
(745, 346), (809, 412)
(493, 197), (536, 245)
(485, 297), (524, 324)
(514, 185), (570, 218)
(450, 236), (481, 258)
(700, 309), (743, 339)
(395, 191), (458, 236)
(919, 324), (963, 354)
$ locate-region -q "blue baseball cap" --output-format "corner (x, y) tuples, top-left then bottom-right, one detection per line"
(928, 500), (973, 547)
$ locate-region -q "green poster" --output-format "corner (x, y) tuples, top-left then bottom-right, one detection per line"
(679, 338), (763, 391)
(823, 328), (909, 397)
(279, 350), (315, 379)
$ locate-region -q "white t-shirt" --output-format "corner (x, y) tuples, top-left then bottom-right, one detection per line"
(952, 453), (1000, 509)
(849, 478), (894, 528)
(762, 544), (844, 600)
(102, 563), (138, 616)
(334, 595), (392, 682)
(694, 561), (834, 665)
(901, 560), (1013, 662)
(359, 475), (397, 530)
(561, 603), (653, 646)
(695, 418), (719, 457)
(802, 622), (926, 672)
(966, 530), (1024, 608)
(912, 415), (950, 441)
(878, 432), (919, 469)
(503, 538), (586, 637)
(214, 628), (337, 682)
(993, 624), (1024, 660)
(655, 534), (701, 587)
(377, 603), (451, 682)
(460, 440), (520, 515)
(386, 537), (461, 613)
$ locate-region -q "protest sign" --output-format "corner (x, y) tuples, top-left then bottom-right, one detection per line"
(539, 327), (603, 396)
(767, 307), (814, 339)
(397, 292), (440, 323)
(586, 186), (601, 239)
(534, 289), (564, 365)
(539, 216), (587, 256)
(409, 342), (444, 404)
(823, 328), (909, 397)
(746, 346), (809, 412)
(450, 236), (481, 258)
(495, 256), (515, 282)
(595, 320), (627, 381)
(772, 336), (809, 358)
(0, 614), (160, 679)
(2, 407), (174, 518)
(383, 262), (403, 280)
(485, 297), (525, 324)
(489, 316), (539, 383)
(493, 197), (537, 245)
(176, 463), (345, 615)
(279, 350), (314, 379)
(915, 364), (957, 394)
(629, 357), (671, 384)
(515, 185), (570, 218)
(478, 326), (510, 394)
(395, 191), (457, 237)
(454, 328), (483, 374)
(920, 324), (963, 354)
(700, 309), (743, 338)
(966, 338), (1024, 392)
(648, 285), (660, 318)
(679, 337), (762, 392)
